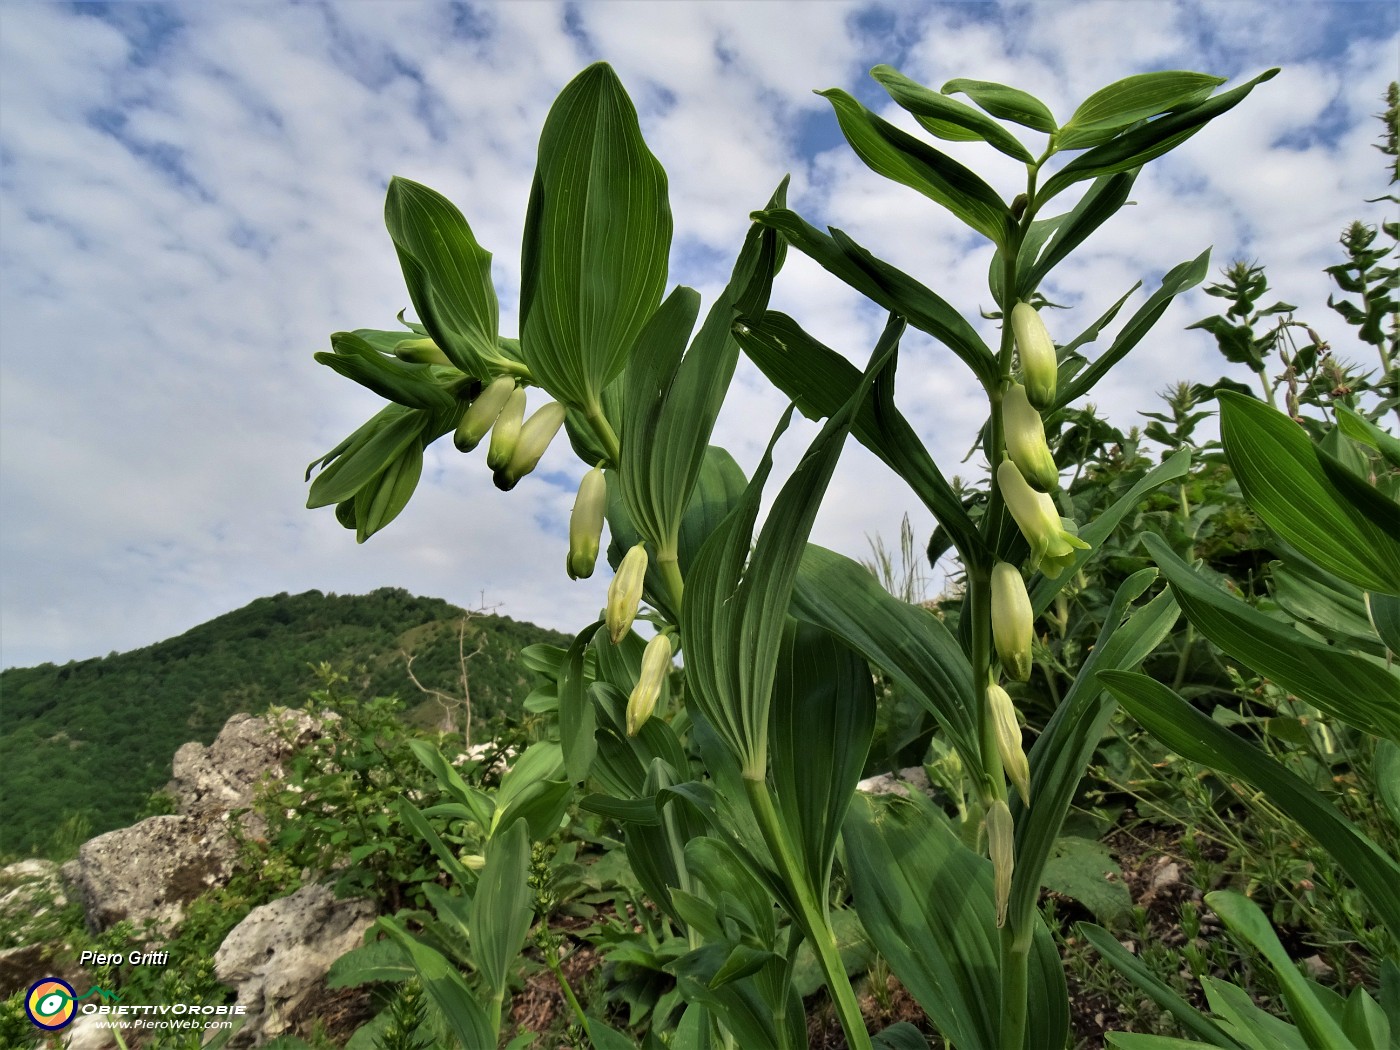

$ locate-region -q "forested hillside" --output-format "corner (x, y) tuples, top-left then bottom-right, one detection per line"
(0, 588), (569, 856)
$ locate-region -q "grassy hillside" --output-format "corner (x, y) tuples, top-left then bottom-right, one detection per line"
(0, 588), (569, 857)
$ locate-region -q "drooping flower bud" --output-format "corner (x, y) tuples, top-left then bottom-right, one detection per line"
(987, 682), (1030, 806)
(567, 467), (607, 580)
(997, 459), (1090, 579)
(627, 633), (672, 736)
(485, 385), (528, 473)
(455, 376), (515, 453)
(606, 543), (648, 644)
(495, 401), (566, 491)
(986, 799), (1015, 928)
(991, 562), (1034, 682)
(394, 337), (454, 367)
(1002, 383), (1058, 492)
(1011, 302), (1057, 410)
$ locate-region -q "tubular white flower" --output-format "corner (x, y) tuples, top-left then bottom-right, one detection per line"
(1011, 302), (1057, 410)
(987, 682), (1031, 805)
(567, 467), (607, 580)
(497, 401), (566, 490)
(991, 561), (1034, 682)
(456, 376), (516, 453)
(997, 459), (1090, 579)
(485, 385), (528, 473)
(627, 633), (672, 736)
(606, 543), (648, 643)
(1002, 383), (1059, 492)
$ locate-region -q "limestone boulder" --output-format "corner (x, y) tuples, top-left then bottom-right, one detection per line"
(214, 884), (375, 1046)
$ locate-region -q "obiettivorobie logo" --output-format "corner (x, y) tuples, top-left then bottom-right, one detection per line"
(24, 978), (122, 1031)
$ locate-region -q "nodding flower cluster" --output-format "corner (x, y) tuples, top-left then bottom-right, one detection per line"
(452, 373), (567, 492)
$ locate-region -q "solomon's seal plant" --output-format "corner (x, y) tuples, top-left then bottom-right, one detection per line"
(302, 59), (1325, 1050)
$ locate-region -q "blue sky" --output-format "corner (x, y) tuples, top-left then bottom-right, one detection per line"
(1, 0), (1396, 670)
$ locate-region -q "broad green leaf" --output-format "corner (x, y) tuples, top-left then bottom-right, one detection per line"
(941, 78), (1057, 132)
(559, 621), (603, 784)
(1080, 924), (1241, 1048)
(587, 1020), (639, 1050)
(747, 209), (998, 387)
(306, 406), (425, 508)
(735, 311), (983, 561)
(1106, 1039), (1224, 1050)
(682, 323), (897, 774)
(325, 938), (413, 988)
(1342, 986), (1391, 1050)
(408, 738), (495, 829)
(352, 439), (423, 542)
(383, 177), (502, 378)
(844, 791), (1068, 1050)
(1202, 977), (1307, 1050)
(315, 331), (460, 411)
(1337, 405), (1400, 469)
(1143, 532), (1400, 742)
(520, 62), (671, 412)
(668, 946), (785, 1050)
(872, 1021), (931, 1050)
(819, 89), (1014, 246)
(376, 916), (496, 1049)
(1270, 551), (1386, 656)
(685, 836), (777, 946)
(1038, 69), (1279, 204)
(493, 740), (565, 828)
(471, 818), (533, 1002)
(1375, 741), (1400, 830)
(1369, 592), (1400, 655)
(872, 64), (1033, 162)
(1018, 171), (1136, 297)
(770, 620), (875, 893)
(1042, 836), (1132, 924)
(1052, 251), (1212, 410)
(395, 798), (475, 889)
(1011, 575), (1178, 929)
(1057, 72), (1227, 150)
(1099, 670), (1400, 942)
(1206, 891), (1357, 1050)
(792, 544), (979, 771)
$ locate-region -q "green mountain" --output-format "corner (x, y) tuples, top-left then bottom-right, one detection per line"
(0, 588), (570, 857)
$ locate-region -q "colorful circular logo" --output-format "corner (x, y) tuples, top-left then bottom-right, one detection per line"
(25, 977), (76, 1030)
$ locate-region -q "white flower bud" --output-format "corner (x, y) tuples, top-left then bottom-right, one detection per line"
(986, 799), (1015, 928)
(1003, 383), (1059, 492)
(455, 376), (515, 453)
(497, 401), (566, 490)
(606, 544), (648, 644)
(485, 385), (528, 473)
(991, 562), (1034, 683)
(627, 633), (672, 736)
(567, 467), (607, 580)
(1011, 303), (1057, 410)
(987, 682), (1030, 806)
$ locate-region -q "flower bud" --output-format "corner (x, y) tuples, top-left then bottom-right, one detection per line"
(627, 633), (672, 736)
(997, 459), (1090, 580)
(987, 682), (1030, 806)
(1011, 302), (1057, 410)
(606, 543), (648, 644)
(986, 799), (1015, 928)
(1002, 383), (1058, 492)
(567, 467), (607, 580)
(991, 562), (1034, 682)
(455, 376), (516, 453)
(485, 385), (528, 473)
(394, 337), (454, 367)
(496, 401), (566, 491)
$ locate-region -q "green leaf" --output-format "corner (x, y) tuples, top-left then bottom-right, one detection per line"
(746, 210), (998, 387)
(1337, 405), (1400, 470)
(352, 439), (423, 542)
(792, 544), (979, 772)
(1099, 670), (1400, 942)
(1369, 592), (1400, 655)
(844, 792), (1068, 1050)
(1206, 891), (1357, 1050)
(770, 620), (875, 892)
(872, 1022), (932, 1050)
(520, 62), (671, 411)
(1375, 741), (1400, 830)
(818, 88), (1013, 246)
(395, 798), (475, 890)
(1018, 171), (1136, 297)
(872, 65), (1033, 162)
(1079, 923), (1242, 1048)
(1053, 251), (1213, 410)
(940, 78), (1057, 133)
(1038, 69), (1279, 204)
(315, 331), (460, 411)
(682, 321), (898, 773)
(325, 938), (414, 988)
(735, 310), (983, 561)
(376, 916), (497, 1049)
(306, 406), (425, 508)
(471, 818), (533, 1002)
(559, 622), (603, 784)
(1042, 836), (1133, 924)
(1057, 72), (1228, 150)
(1143, 532), (1400, 742)
(383, 177), (502, 377)
(1012, 575), (1179, 930)
(684, 836), (777, 945)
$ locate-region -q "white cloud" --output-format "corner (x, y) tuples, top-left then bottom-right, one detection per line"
(1, 0), (1395, 669)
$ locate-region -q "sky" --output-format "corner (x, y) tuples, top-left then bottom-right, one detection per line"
(1, 0), (1396, 671)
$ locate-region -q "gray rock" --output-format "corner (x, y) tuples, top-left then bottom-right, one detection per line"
(60, 1014), (119, 1050)
(214, 884), (375, 1046)
(65, 815), (237, 934)
(167, 710), (323, 827)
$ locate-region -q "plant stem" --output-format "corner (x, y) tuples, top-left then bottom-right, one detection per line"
(543, 936), (592, 1042)
(999, 923), (1031, 1050)
(584, 396), (622, 467)
(744, 777), (873, 1050)
(657, 549), (685, 611)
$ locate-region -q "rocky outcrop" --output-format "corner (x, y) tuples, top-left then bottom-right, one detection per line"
(61, 710), (321, 935)
(214, 884), (376, 1046)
